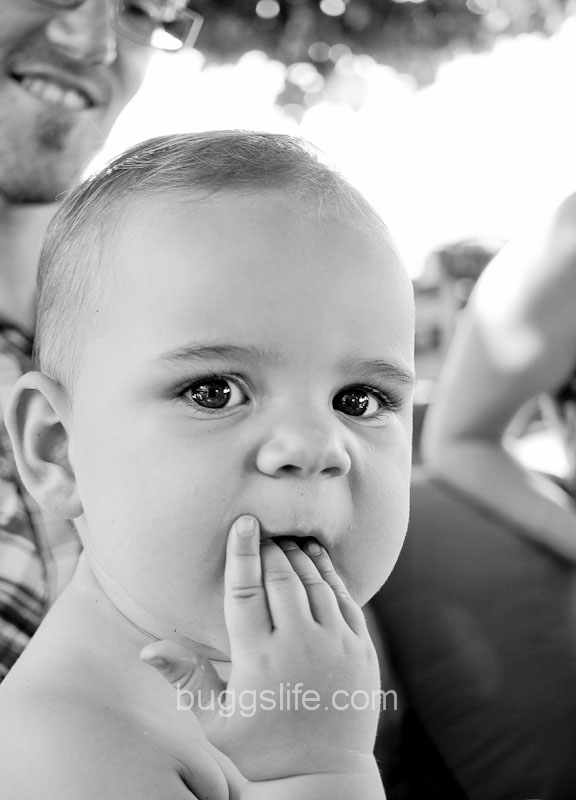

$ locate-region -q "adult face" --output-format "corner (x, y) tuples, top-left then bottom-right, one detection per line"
(0, 0), (152, 203)
(70, 191), (415, 660)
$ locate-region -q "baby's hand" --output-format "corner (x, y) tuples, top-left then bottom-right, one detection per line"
(142, 515), (381, 783)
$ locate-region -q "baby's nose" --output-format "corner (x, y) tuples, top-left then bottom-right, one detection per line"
(255, 425), (351, 479)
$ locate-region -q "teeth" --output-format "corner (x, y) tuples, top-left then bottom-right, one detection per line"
(62, 89), (88, 110)
(19, 76), (89, 110)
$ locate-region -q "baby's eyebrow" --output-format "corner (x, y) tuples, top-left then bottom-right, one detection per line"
(343, 359), (416, 387)
(154, 344), (415, 386)
(154, 343), (280, 367)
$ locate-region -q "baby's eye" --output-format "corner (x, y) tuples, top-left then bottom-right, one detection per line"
(183, 377), (247, 411)
(332, 386), (386, 418)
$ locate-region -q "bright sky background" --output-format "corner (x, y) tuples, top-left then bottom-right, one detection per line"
(93, 13), (576, 278)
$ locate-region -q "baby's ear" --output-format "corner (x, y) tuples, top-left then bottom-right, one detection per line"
(5, 372), (82, 519)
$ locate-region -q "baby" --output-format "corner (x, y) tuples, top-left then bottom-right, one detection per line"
(0, 131), (415, 799)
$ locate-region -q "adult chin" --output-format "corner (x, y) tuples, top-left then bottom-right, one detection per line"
(0, 128), (102, 204)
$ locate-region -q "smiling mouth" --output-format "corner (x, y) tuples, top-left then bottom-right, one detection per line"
(11, 73), (94, 111)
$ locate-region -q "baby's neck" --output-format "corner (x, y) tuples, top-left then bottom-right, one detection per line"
(88, 553), (209, 649)
(52, 557), (169, 702)
(80, 553), (231, 682)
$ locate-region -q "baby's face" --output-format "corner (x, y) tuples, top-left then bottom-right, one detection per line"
(70, 190), (415, 659)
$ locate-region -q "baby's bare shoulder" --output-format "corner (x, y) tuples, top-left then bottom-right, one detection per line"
(0, 684), (231, 800)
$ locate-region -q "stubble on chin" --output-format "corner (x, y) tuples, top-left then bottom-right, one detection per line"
(36, 115), (73, 153)
(0, 116), (101, 203)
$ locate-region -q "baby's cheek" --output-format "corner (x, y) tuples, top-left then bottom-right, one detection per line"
(351, 491), (407, 600)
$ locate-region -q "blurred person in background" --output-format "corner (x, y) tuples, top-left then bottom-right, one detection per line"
(372, 193), (576, 798)
(423, 194), (576, 554)
(0, 0), (202, 682)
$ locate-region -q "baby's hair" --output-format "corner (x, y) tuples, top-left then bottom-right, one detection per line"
(35, 130), (392, 389)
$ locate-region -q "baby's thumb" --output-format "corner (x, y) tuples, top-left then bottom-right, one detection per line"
(140, 640), (225, 699)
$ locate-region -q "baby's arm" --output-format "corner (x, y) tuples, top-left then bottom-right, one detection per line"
(142, 516), (385, 799)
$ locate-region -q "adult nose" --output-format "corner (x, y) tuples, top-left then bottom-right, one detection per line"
(255, 412), (352, 480)
(44, 0), (117, 66)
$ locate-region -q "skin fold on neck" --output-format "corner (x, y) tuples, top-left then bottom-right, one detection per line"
(84, 552), (232, 680)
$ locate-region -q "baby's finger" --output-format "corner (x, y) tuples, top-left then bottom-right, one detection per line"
(260, 539), (317, 629)
(302, 541), (368, 635)
(275, 538), (341, 625)
(224, 516), (272, 650)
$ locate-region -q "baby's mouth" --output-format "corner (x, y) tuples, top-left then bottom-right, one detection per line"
(260, 530), (325, 553)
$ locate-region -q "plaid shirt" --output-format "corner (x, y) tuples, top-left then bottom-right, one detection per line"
(0, 323), (81, 681)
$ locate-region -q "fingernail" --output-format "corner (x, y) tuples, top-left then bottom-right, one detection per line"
(235, 516), (257, 537)
(305, 539), (322, 556)
(140, 654), (168, 669)
(277, 538), (298, 551)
